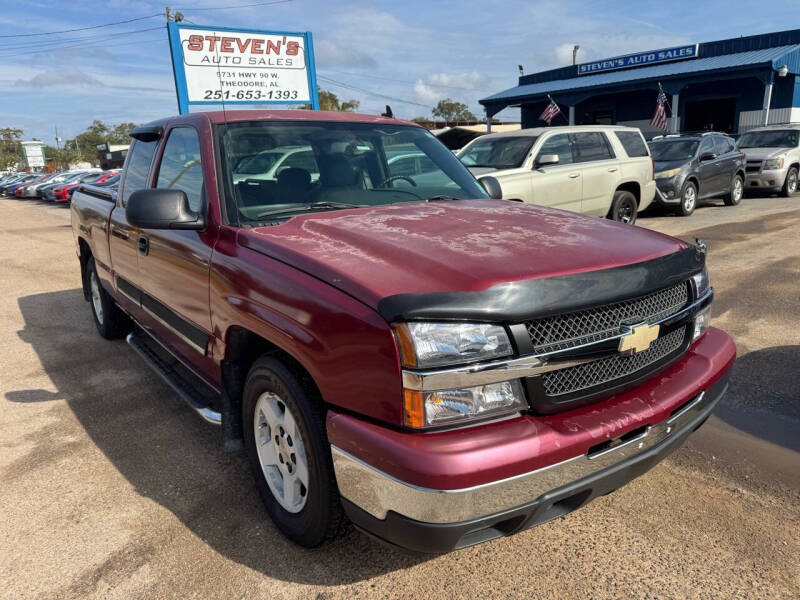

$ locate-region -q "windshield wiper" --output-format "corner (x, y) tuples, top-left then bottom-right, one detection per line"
(254, 201), (360, 219)
(425, 195), (462, 202)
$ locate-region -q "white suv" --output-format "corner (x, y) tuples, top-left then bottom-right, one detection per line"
(458, 125), (655, 224)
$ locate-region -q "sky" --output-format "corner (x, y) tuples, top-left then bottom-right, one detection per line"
(1, 0), (798, 144)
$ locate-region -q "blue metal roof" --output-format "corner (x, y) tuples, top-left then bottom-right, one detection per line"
(482, 44), (800, 105)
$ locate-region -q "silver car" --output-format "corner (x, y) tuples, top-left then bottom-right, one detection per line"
(737, 124), (800, 196)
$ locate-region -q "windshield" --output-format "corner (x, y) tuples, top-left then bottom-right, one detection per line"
(220, 120), (488, 224)
(458, 136), (536, 169)
(737, 130), (800, 149)
(648, 140), (699, 161)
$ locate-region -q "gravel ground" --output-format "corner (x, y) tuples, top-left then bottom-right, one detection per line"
(0, 194), (798, 600)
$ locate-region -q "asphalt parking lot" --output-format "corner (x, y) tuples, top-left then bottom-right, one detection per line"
(1, 194), (798, 600)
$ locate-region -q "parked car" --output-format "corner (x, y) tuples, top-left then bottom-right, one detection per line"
(649, 132), (746, 216)
(232, 146), (319, 184)
(3, 174), (38, 196)
(55, 171), (118, 203)
(19, 172), (60, 198)
(42, 171), (101, 201)
(736, 124), (800, 196)
(456, 125), (655, 224)
(71, 111), (733, 554)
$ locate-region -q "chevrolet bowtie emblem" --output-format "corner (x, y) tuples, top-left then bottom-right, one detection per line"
(618, 322), (660, 355)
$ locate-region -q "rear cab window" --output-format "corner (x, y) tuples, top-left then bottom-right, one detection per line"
(614, 131), (649, 158)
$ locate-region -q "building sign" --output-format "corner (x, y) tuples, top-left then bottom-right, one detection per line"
(167, 23), (319, 114)
(22, 143), (44, 168)
(577, 44), (699, 76)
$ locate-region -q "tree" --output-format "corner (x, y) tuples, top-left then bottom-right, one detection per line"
(71, 120), (138, 163)
(0, 127), (23, 171)
(431, 99), (476, 123)
(44, 144), (80, 170)
(305, 88), (360, 112)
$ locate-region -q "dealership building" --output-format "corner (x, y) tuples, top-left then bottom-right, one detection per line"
(480, 29), (800, 137)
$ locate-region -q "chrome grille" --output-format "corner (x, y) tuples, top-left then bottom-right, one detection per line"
(541, 326), (687, 397)
(525, 282), (689, 354)
(745, 160), (762, 173)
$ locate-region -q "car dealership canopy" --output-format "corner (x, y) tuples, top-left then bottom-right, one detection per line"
(481, 29), (800, 136)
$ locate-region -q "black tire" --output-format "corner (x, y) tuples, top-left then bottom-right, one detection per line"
(781, 167), (798, 197)
(678, 181), (697, 216)
(723, 174), (744, 206)
(243, 356), (347, 547)
(609, 190), (638, 225)
(86, 257), (132, 339)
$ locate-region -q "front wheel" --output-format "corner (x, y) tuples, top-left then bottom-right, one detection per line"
(678, 181), (697, 216)
(723, 174), (743, 206)
(781, 167), (798, 197)
(243, 356), (347, 547)
(609, 190), (638, 224)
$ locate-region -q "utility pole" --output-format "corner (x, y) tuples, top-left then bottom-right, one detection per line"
(165, 6), (184, 22)
(573, 45), (580, 65)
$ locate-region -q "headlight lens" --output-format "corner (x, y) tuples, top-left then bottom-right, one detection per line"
(394, 322), (513, 368)
(692, 268), (710, 297)
(763, 157), (784, 170)
(693, 305), (712, 342)
(655, 167), (681, 179)
(404, 380), (526, 428)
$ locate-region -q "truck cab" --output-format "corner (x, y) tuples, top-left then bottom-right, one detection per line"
(71, 110), (734, 553)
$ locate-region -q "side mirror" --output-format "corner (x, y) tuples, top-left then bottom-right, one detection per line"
(479, 176), (503, 199)
(535, 153), (559, 168)
(699, 152), (717, 162)
(126, 188), (204, 230)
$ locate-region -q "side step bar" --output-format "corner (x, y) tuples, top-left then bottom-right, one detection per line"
(126, 329), (222, 425)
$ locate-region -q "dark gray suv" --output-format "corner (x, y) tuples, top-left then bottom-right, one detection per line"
(649, 133), (746, 216)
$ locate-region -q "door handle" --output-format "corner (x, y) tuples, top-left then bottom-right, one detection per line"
(607, 167), (618, 173)
(568, 173), (581, 179)
(111, 226), (130, 240)
(138, 235), (150, 256)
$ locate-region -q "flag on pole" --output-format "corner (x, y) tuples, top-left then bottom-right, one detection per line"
(651, 86), (669, 131)
(539, 96), (562, 125)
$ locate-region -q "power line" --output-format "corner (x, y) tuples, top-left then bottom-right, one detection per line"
(0, 14), (162, 38)
(0, 26), (163, 51)
(176, 0), (293, 11)
(317, 75), (431, 109)
(0, 29), (165, 58)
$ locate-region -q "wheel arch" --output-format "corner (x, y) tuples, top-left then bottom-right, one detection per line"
(614, 181), (641, 205)
(77, 236), (93, 301)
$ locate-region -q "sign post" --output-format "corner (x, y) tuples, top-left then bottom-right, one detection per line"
(166, 23), (319, 114)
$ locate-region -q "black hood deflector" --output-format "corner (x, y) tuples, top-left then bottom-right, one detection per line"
(377, 245), (705, 323)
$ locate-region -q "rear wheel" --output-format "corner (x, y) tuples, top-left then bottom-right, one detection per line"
(609, 190), (638, 225)
(781, 167), (798, 197)
(243, 356), (347, 547)
(678, 181), (697, 216)
(86, 257), (132, 339)
(723, 174), (743, 206)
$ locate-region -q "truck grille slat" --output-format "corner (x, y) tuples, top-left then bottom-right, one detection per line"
(541, 326), (687, 397)
(525, 282), (689, 354)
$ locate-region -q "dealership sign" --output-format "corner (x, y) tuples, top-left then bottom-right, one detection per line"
(577, 44), (699, 75)
(166, 23), (319, 113)
(22, 143), (44, 168)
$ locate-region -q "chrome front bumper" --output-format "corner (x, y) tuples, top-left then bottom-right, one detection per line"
(744, 168), (785, 190)
(332, 380), (724, 525)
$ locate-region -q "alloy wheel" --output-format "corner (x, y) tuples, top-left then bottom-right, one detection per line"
(789, 171), (798, 194)
(683, 187), (696, 212)
(733, 178), (743, 202)
(254, 391), (309, 513)
(90, 270), (104, 325)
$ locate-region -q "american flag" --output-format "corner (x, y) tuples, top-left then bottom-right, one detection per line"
(539, 98), (561, 125)
(651, 88), (669, 131)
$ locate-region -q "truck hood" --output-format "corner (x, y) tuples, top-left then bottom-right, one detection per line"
(239, 199), (687, 314)
(739, 147), (788, 160)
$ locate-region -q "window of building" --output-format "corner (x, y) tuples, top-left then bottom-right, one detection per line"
(156, 127), (204, 212)
(570, 132), (615, 163)
(614, 131), (649, 157)
(120, 139), (157, 206)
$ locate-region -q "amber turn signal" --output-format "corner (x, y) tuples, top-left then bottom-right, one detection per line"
(403, 388), (425, 428)
(392, 323), (417, 368)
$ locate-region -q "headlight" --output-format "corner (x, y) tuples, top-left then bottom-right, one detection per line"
(692, 267), (710, 297)
(655, 168), (681, 179)
(403, 380), (526, 428)
(764, 157), (784, 170)
(393, 322), (513, 368)
(693, 305), (712, 342)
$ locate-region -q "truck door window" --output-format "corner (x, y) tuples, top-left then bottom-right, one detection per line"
(156, 127), (204, 212)
(536, 134), (573, 166)
(570, 132), (615, 163)
(121, 139), (158, 206)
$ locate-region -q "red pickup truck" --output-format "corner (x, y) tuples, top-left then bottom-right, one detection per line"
(71, 110), (734, 553)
